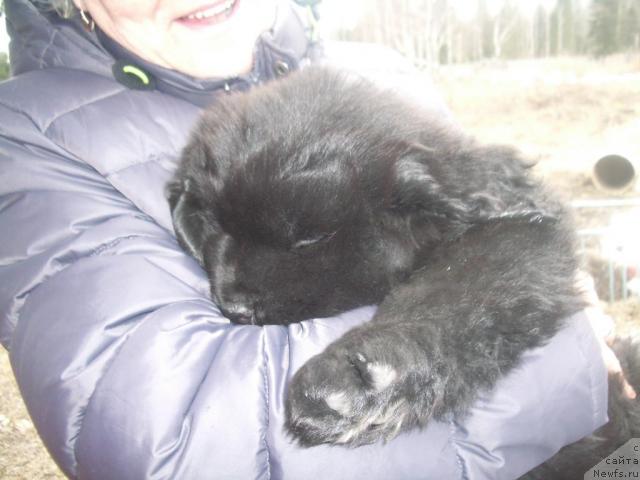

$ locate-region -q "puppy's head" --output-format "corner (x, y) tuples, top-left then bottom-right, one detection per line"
(168, 68), (476, 324)
(169, 128), (393, 324)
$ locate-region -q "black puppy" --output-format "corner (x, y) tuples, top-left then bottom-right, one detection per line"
(168, 67), (636, 460)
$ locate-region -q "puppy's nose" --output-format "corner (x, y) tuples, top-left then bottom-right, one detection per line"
(220, 303), (255, 325)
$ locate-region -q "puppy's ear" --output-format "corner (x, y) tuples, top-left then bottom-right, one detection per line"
(390, 143), (548, 226)
(389, 145), (469, 225)
(167, 177), (207, 265)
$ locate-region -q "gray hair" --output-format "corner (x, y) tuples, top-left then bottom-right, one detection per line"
(31, 0), (77, 19)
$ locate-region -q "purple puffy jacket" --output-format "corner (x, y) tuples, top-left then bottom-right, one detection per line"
(0, 1), (607, 478)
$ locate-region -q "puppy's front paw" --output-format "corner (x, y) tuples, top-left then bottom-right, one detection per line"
(285, 347), (416, 447)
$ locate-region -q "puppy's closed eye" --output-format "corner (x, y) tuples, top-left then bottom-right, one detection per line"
(292, 231), (336, 250)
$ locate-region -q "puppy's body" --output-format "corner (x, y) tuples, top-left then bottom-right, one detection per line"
(169, 67), (639, 473)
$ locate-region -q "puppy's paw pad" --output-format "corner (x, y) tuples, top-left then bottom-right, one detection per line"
(286, 350), (406, 446)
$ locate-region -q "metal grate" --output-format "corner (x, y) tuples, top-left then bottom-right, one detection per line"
(573, 198), (640, 302)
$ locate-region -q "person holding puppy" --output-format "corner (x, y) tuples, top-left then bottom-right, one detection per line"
(0, 1), (621, 478)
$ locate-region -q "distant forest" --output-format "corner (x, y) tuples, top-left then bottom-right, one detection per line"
(326, 0), (640, 65)
(1, 0), (639, 79)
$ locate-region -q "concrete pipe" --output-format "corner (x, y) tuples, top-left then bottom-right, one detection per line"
(592, 154), (637, 193)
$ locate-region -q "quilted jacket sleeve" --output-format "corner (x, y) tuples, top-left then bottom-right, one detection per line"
(0, 68), (608, 480)
(0, 94), (226, 477)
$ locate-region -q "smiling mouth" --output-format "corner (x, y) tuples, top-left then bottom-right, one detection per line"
(177, 0), (240, 27)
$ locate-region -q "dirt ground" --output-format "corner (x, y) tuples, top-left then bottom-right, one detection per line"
(0, 350), (63, 479)
(1, 55), (639, 479)
(432, 55), (640, 186)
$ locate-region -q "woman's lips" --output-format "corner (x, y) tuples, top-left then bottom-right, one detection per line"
(176, 0), (240, 27)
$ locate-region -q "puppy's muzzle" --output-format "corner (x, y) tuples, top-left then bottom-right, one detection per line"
(219, 301), (255, 325)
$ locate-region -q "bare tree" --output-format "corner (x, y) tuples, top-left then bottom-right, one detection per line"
(321, 0), (635, 65)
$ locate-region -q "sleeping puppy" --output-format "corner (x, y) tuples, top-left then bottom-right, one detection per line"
(167, 67), (639, 463)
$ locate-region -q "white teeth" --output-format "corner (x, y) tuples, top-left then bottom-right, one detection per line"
(186, 0), (235, 20)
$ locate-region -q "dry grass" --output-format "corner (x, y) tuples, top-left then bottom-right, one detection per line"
(1, 54), (639, 479)
(0, 348), (64, 479)
(606, 298), (640, 337)
(432, 55), (640, 197)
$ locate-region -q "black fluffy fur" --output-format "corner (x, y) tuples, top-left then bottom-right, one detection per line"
(168, 66), (640, 475)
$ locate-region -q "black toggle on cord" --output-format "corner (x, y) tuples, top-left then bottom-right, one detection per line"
(112, 60), (156, 91)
